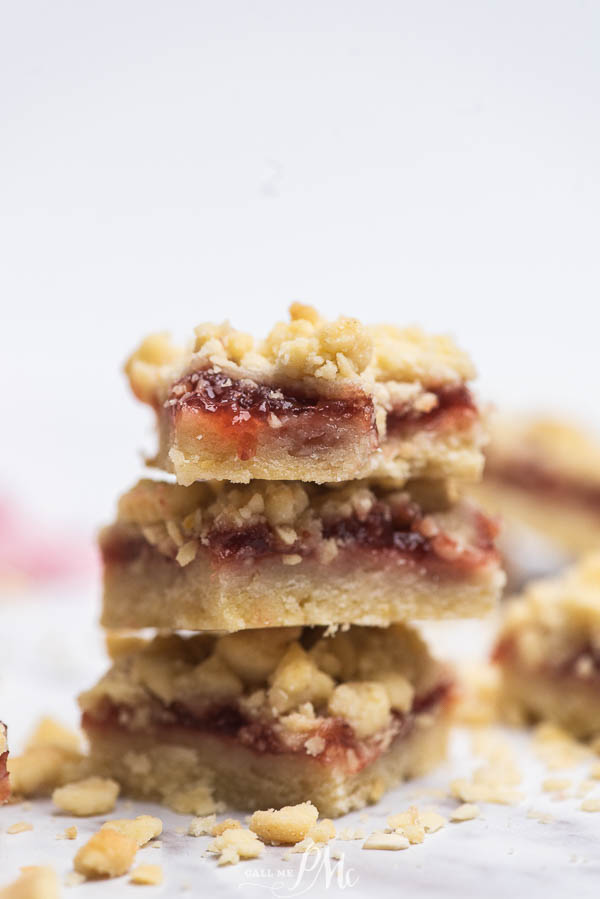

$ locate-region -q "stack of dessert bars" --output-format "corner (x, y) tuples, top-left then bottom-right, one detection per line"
(80, 305), (504, 817)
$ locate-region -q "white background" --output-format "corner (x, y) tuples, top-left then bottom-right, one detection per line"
(1, 0), (599, 532)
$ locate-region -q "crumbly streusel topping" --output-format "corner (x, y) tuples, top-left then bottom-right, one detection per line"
(113, 477), (474, 569)
(126, 303), (476, 405)
(486, 415), (600, 487)
(500, 553), (600, 669)
(80, 625), (442, 746)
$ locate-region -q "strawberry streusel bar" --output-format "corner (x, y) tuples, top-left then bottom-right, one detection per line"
(80, 625), (454, 818)
(100, 478), (504, 632)
(495, 553), (600, 738)
(126, 304), (485, 486)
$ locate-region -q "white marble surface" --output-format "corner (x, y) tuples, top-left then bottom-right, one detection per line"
(1, 583), (599, 898)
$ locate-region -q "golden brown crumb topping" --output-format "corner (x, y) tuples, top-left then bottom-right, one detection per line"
(80, 625), (443, 748)
(126, 304), (476, 406)
(111, 476), (488, 571)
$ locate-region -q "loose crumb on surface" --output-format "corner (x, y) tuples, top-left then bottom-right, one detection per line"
(52, 777), (120, 816)
(188, 814), (217, 837)
(211, 818), (242, 837)
(249, 802), (318, 845)
(74, 828), (138, 879)
(581, 799), (600, 812)
(363, 831), (410, 851)
(541, 778), (571, 792)
(6, 821), (33, 835)
(101, 815), (163, 847)
(0, 866), (59, 898)
(57, 825), (78, 840)
(208, 828), (264, 864)
(130, 864), (163, 886)
(451, 804), (480, 822)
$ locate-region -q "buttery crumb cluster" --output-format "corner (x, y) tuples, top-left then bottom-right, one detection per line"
(126, 303), (475, 406)
(80, 625), (441, 746)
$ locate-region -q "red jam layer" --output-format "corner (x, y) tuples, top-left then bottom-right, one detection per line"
(387, 385), (478, 436)
(494, 637), (600, 683)
(0, 750), (9, 804)
(486, 458), (600, 516)
(165, 367), (377, 462)
(82, 681), (452, 774)
(102, 498), (499, 576)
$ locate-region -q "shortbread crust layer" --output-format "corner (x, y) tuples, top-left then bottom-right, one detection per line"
(126, 304), (485, 485)
(494, 553), (600, 738)
(100, 479), (503, 631)
(80, 626), (453, 817)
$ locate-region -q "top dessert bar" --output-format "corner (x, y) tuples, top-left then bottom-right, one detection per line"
(126, 304), (485, 485)
(475, 415), (600, 555)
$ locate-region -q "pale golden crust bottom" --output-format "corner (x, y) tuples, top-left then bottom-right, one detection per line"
(101, 543), (503, 631)
(499, 664), (600, 739)
(158, 418), (484, 487)
(83, 707), (450, 818)
(472, 481), (600, 556)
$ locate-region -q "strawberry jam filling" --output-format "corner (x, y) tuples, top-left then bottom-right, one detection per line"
(494, 637), (600, 683)
(486, 458), (600, 515)
(387, 384), (478, 436)
(165, 368), (377, 461)
(82, 681), (452, 774)
(102, 500), (499, 576)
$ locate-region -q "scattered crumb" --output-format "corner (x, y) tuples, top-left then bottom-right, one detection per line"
(57, 825), (78, 840)
(52, 777), (119, 816)
(217, 847), (240, 866)
(249, 802), (318, 845)
(363, 831), (410, 851)
(7, 744), (84, 798)
(208, 828), (264, 862)
(130, 864), (163, 885)
(541, 778), (571, 792)
(65, 871), (86, 887)
(188, 814), (216, 837)
(337, 828), (365, 840)
(74, 828), (138, 879)
(450, 778), (523, 805)
(0, 866), (59, 898)
(387, 806), (445, 842)
(526, 809), (554, 824)
(149, 841), (162, 849)
(581, 799), (600, 812)
(101, 815), (163, 847)
(211, 818), (242, 837)
(6, 821), (33, 835)
(451, 804), (480, 822)
(307, 819), (336, 844)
